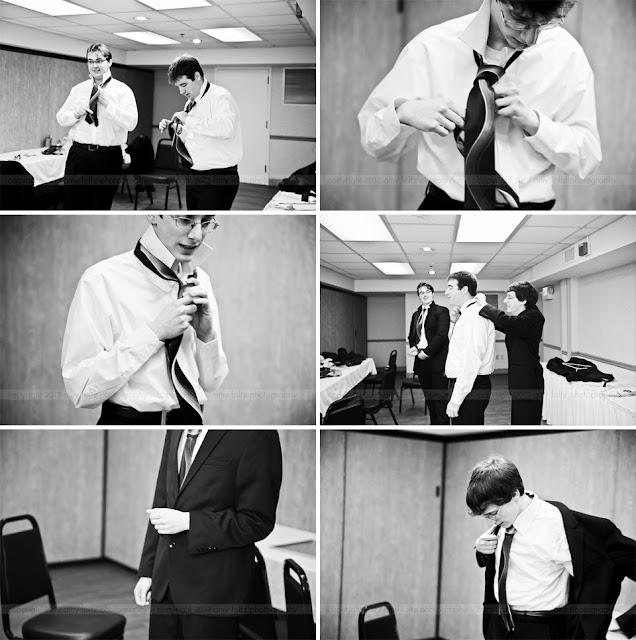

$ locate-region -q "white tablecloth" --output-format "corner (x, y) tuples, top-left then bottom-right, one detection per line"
(320, 358), (377, 415)
(0, 147), (67, 187)
(256, 524), (316, 615)
(542, 364), (636, 426)
(264, 190), (316, 211)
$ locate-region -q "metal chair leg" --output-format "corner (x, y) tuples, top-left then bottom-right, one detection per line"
(410, 388), (415, 404)
(399, 388), (404, 413)
(176, 181), (182, 209)
(388, 404), (398, 425)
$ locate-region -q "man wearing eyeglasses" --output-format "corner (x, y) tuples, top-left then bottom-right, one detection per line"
(56, 43), (138, 210)
(467, 456), (635, 640)
(159, 55), (242, 210)
(358, 0), (601, 210)
(62, 215), (228, 425)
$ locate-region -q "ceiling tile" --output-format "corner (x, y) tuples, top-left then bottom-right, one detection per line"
(497, 243), (555, 255)
(223, 1), (291, 16)
(0, 5), (43, 18)
(345, 241), (401, 253)
(321, 254), (367, 263)
(393, 214), (457, 225)
(510, 226), (580, 244)
(391, 223), (455, 243)
(8, 16), (72, 27)
(524, 215), (597, 227)
(584, 215), (623, 228)
(162, 7), (229, 20)
(400, 242), (453, 254)
(319, 243), (355, 254)
(62, 14), (128, 25)
(239, 13), (298, 25)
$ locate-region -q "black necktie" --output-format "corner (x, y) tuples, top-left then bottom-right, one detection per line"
(178, 430), (201, 486)
(170, 81), (211, 169)
(85, 76), (111, 127)
(456, 50), (522, 209)
(498, 526), (516, 632)
(134, 240), (203, 424)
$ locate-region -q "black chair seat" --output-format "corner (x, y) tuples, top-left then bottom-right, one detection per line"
(23, 607), (126, 640)
(401, 379), (420, 390)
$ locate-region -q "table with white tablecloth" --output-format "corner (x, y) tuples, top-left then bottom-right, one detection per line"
(256, 524), (316, 615)
(320, 358), (376, 415)
(0, 147), (67, 187)
(264, 190), (316, 211)
(542, 364), (636, 426)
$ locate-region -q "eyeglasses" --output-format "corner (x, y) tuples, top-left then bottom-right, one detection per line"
(172, 216), (219, 232)
(482, 505), (502, 520)
(498, 2), (564, 31)
(87, 58), (108, 64)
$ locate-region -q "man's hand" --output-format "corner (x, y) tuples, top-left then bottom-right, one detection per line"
(134, 577), (152, 606)
(147, 508), (190, 535)
(73, 103), (93, 119)
(159, 118), (172, 133)
(494, 80), (539, 135)
(148, 296), (197, 342)
(397, 98), (465, 137)
(96, 90), (110, 109)
(449, 307), (460, 323)
(182, 277), (215, 342)
(417, 351), (428, 360)
(446, 400), (460, 418)
(476, 293), (487, 308)
(408, 346), (419, 357)
(475, 524), (499, 554)
(172, 110), (188, 124)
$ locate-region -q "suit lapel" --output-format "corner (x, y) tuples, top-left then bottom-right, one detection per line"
(178, 430), (227, 495)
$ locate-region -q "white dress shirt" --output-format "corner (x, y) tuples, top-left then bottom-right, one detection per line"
(445, 299), (495, 405)
(177, 428), (208, 473)
(495, 493), (573, 611)
(358, 0), (602, 204)
(62, 226), (229, 412)
(179, 80), (243, 170)
(56, 71), (138, 146)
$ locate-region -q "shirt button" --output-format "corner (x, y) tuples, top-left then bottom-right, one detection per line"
(169, 543), (174, 548)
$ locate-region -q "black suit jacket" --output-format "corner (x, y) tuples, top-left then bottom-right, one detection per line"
(477, 500), (635, 639)
(408, 302), (450, 374)
(479, 304), (544, 398)
(138, 430), (283, 612)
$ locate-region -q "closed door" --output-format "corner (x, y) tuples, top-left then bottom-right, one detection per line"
(215, 68), (270, 185)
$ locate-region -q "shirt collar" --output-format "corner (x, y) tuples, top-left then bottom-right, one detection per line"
(458, 0), (517, 58)
(140, 224), (185, 275)
(194, 79), (209, 102)
(511, 491), (539, 534)
(89, 70), (112, 86)
(460, 298), (477, 312)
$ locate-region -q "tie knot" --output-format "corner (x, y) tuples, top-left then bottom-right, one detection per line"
(476, 64), (506, 85)
(187, 429), (201, 439)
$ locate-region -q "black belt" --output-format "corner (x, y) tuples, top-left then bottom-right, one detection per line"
(447, 374), (490, 382)
(99, 400), (201, 425)
(511, 608), (565, 624)
(73, 142), (120, 152)
(425, 182), (556, 210)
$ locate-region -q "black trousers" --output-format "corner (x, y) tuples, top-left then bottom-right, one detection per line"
(418, 182), (556, 210)
(511, 397), (544, 425)
(63, 143), (122, 210)
(97, 401), (202, 425)
(450, 375), (492, 425)
(186, 166), (239, 210)
(149, 588), (239, 640)
(486, 613), (568, 640)
(416, 369), (449, 425)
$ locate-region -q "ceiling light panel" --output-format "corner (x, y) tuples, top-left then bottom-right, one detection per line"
(321, 215), (393, 242)
(114, 31), (181, 44)
(456, 213), (525, 243)
(1, 0), (94, 15)
(201, 27), (261, 41)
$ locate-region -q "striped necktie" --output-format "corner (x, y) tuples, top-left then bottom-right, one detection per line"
(455, 50), (522, 209)
(178, 430), (201, 486)
(85, 76), (111, 127)
(134, 240), (203, 425)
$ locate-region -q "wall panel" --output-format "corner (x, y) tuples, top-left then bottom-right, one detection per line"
(320, 286), (368, 357)
(0, 430), (103, 562)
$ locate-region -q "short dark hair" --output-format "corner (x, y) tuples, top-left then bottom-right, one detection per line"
(448, 270), (478, 297)
(503, 0), (577, 22)
(417, 282), (434, 294)
(87, 43), (112, 62)
(507, 281), (538, 307)
(168, 55), (204, 84)
(466, 456), (525, 516)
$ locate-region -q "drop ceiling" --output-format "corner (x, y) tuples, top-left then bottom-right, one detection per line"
(0, 0), (315, 50)
(321, 214), (624, 281)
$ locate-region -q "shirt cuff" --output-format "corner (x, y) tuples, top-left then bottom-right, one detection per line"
(524, 110), (557, 157)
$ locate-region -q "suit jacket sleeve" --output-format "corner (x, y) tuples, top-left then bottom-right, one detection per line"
(137, 433), (171, 578)
(408, 310), (418, 348)
(605, 522), (636, 581)
(479, 304), (544, 338)
(187, 431), (283, 554)
(423, 305), (450, 358)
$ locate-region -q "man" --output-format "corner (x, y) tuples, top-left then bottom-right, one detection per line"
(445, 271), (495, 424)
(467, 456), (635, 639)
(61, 215), (228, 425)
(407, 282), (450, 425)
(159, 55), (242, 210)
(134, 430), (283, 640)
(477, 282), (545, 425)
(358, 0), (601, 210)
(56, 43), (138, 210)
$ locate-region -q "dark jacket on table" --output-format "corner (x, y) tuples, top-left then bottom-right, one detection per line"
(479, 303), (544, 398)
(408, 302), (450, 374)
(138, 430), (283, 613)
(477, 501), (635, 639)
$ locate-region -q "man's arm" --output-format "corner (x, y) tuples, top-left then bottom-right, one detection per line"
(479, 304), (544, 339)
(186, 431), (283, 553)
(182, 93), (239, 140)
(422, 305), (450, 358)
(100, 82), (138, 132)
(56, 84), (86, 128)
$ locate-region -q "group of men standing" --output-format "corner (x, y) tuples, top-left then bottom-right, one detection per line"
(408, 271), (545, 426)
(56, 44), (242, 210)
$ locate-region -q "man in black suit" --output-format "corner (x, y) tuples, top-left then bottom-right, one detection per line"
(408, 282), (450, 425)
(477, 281), (545, 425)
(134, 430), (283, 640)
(467, 456), (635, 640)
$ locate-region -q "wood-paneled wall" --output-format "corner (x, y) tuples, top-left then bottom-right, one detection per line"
(0, 430), (103, 562)
(440, 430), (636, 640)
(321, 0), (636, 210)
(0, 215), (315, 425)
(321, 431), (443, 640)
(320, 286), (367, 357)
(0, 48), (154, 154)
